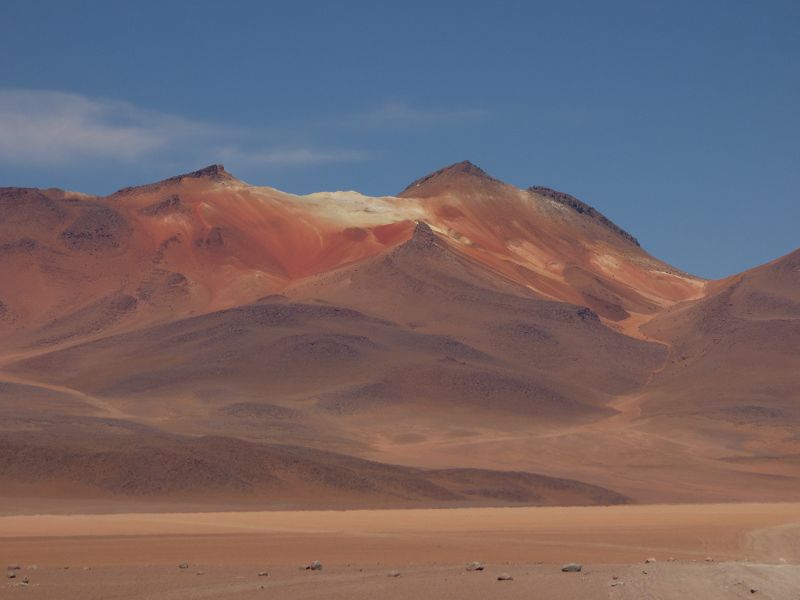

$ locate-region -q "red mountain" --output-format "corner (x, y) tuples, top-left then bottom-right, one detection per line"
(0, 162), (797, 506)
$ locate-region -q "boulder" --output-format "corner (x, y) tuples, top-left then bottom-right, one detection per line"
(561, 563), (582, 572)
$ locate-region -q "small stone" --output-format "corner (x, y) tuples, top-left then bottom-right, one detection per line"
(561, 563), (582, 572)
(704, 557), (714, 562)
(750, 589), (759, 594)
(7, 565), (20, 571)
(642, 570), (648, 575)
(645, 557), (657, 564)
(21, 576), (29, 584)
(466, 561), (484, 572)
(496, 573), (513, 581)
(6, 571), (16, 579)
(306, 560), (323, 571)
(258, 571), (269, 577)
(178, 562), (189, 569)
(388, 570), (401, 577)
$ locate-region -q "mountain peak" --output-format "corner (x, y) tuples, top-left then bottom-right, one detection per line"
(398, 161), (502, 197)
(528, 185), (640, 247)
(171, 164), (234, 182)
(112, 164), (237, 196)
(441, 160), (489, 178)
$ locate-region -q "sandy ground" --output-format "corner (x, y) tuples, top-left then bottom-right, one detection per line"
(5, 563), (800, 600)
(2, 503), (800, 599)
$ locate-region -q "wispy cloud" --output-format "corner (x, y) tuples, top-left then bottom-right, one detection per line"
(353, 101), (487, 128)
(216, 146), (372, 167)
(0, 91), (481, 172)
(0, 89), (370, 169)
(0, 90), (208, 165)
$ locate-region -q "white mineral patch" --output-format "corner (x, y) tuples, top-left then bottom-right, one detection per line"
(298, 191), (427, 224)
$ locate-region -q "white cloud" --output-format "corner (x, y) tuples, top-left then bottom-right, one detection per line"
(0, 91), (476, 171)
(0, 90), (208, 165)
(215, 145), (371, 166)
(0, 89), (370, 169)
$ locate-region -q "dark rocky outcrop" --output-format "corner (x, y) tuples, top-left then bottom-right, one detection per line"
(138, 194), (185, 217)
(194, 226), (224, 248)
(0, 238), (38, 252)
(528, 185), (640, 247)
(60, 206), (131, 253)
(0, 188), (68, 227)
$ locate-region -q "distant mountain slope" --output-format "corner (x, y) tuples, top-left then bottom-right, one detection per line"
(640, 248), (800, 440)
(0, 429), (628, 507)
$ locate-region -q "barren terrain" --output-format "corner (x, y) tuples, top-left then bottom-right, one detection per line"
(0, 162), (798, 506)
(2, 161), (800, 598)
(2, 503), (800, 599)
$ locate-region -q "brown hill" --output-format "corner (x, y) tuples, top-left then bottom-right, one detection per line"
(0, 429), (628, 507)
(633, 249), (800, 477)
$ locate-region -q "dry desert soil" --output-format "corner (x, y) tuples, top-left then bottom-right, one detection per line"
(2, 503), (800, 599)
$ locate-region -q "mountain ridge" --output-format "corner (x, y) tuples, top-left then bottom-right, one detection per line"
(0, 161), (797, 507)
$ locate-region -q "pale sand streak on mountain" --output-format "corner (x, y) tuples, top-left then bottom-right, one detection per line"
(0, 371), (131, 419)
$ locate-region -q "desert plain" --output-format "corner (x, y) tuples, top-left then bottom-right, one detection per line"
(3, 502), (800, 599)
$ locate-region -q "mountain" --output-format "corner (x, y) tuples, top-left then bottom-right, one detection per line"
(0, 162), (797, 507)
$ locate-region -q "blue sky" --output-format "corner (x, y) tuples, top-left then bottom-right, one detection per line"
(1, 0), (798, 278)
